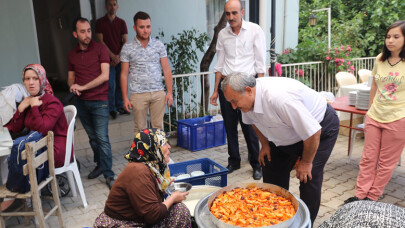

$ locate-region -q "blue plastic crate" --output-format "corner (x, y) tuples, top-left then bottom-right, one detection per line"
(169, 158), (228, 187)
(177, 116), (226, 151)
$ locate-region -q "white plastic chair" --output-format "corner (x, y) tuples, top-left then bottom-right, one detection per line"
(349, 123), (401, 166)
(56, 105), (88, 208)
(336, 72), (357, 88)
(358, 69), (372, 83)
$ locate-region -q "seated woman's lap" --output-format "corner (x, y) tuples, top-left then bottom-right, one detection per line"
(93, 203), (191, 228)
(149, 203), (191, 228)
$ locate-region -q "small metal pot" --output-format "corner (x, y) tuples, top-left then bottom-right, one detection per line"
(207, 183), (299, 228)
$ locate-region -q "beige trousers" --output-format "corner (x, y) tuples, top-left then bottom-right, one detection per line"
(130, 90), (165, 136)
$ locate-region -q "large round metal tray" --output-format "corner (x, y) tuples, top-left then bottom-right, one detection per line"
(195, 185), (311, 228)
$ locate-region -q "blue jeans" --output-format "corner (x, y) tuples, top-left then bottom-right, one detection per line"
(75, 99), (114, 178)
(108, 63), (123, 112)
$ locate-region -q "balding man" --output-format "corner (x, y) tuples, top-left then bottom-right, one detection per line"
(222, 73), (340, 224)
(210, 0), (266, 180)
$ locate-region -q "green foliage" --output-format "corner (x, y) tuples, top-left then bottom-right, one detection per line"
(157, 29), (209, 130)
(299, 0), (405, 58)
(159, 29), (210, 75)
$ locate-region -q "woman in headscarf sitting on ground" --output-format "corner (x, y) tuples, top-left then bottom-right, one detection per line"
(3, 63), (69, 211)
(94, 128), (191, 228)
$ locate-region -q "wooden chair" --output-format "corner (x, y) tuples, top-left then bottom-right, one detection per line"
(358, 69), (372, 83)
(0, 131), (64, 227)
(336, 72), (357, 89)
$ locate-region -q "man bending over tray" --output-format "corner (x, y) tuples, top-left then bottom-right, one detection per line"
(222, 73), (339, 225)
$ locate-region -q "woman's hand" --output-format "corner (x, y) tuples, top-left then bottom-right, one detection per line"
(30, 96), (43, 107)
(163, 191), (189, 210)
(18, 97), (32, 112)
(170, 191), (189, 203)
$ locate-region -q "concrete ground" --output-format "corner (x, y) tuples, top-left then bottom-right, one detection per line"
(4, 113), (405, 227)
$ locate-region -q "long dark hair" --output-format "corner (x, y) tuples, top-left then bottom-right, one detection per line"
(380, 20), (405, 62)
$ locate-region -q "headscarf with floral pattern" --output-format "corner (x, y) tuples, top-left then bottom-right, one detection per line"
(22, 64), (54, 96)
(125, 128), (171, 192)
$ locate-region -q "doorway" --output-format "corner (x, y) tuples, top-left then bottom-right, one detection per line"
(32, 0), (81, 99)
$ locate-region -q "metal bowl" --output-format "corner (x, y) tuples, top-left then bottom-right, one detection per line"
(207, 183), (299, 228)
(166, 182), (192, 195)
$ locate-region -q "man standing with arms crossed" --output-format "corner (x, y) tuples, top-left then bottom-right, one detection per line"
(68, 17), (115, 189)
(120, 11), (173, 136)
(210, 0), (265, 180)
(96, 0), (129, 119)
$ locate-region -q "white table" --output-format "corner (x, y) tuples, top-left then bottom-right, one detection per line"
(0, 127), (12, 156)
(337, 82), (369, 97)
(0, 127), (12, 185)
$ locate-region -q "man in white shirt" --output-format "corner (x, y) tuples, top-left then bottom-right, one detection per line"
(210, 0), (265, 180)
(221, 73), (339, 225)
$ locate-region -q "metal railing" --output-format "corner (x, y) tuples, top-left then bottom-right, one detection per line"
(164, 56), (376, 133)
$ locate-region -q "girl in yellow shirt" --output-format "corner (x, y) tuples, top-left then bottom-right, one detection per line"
(346, 20), (405, 203)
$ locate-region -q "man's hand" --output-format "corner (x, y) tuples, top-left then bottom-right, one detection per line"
(296, 160), (313, 183)
(258, 147), (271, 166)
(111, 55), (120, 67)
(210, 91), (218, 106)
(69, 84), (84, 96)
(30, 96), (43, 107)
(165, 92), (173, 107)
(123, 97), (132, 113)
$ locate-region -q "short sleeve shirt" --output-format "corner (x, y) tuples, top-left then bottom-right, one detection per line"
(368, 53), (405, 123)
(68, 41), (110, 100)
(242, 77), (327, 146)
(120, 37), (167, 94)
(95, 15), (128, 55)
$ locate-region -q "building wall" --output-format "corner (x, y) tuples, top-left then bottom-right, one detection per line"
(0, 1), (40, 87)
(114, 1), (208, 46)
(0, 0), (299, 89)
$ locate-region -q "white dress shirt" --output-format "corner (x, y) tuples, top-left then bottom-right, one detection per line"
(242, 77), (328, 146)
(214, 20), (266, 76)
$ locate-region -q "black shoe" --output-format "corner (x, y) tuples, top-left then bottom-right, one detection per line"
(88, 166), (103, 179)
(106, 177), (115, 190)
(117, 107), (130, 115)
(253, 168), (262, 180)
(226, 164), (241, 174)
(344, 196), (360, 204)
(2, 199), (24, 212)
(110, 111), (118, 120)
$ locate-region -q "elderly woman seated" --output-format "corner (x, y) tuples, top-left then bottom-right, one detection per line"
(94, 128), (191, 228)
(3, 64), (69, 211)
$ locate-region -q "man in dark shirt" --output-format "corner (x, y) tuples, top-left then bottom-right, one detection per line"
(96, 0), (128, 119)
(68, 17), (115, 189)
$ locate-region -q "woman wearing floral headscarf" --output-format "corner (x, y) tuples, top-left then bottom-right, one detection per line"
(6, 64), (69, 168)
(94, 128), (191, 228)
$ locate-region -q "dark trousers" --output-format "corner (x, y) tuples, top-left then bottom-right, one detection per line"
(108, 63), (123, 112)
(262, 104), (339, 225)
(218, 79), (260, 170)
(75, 99), (115, 179)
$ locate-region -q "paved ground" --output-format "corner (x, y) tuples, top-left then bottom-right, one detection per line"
(5, 113), (405, 227)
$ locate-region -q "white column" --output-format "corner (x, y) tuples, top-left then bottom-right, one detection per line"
(259, 0), (267, 32)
